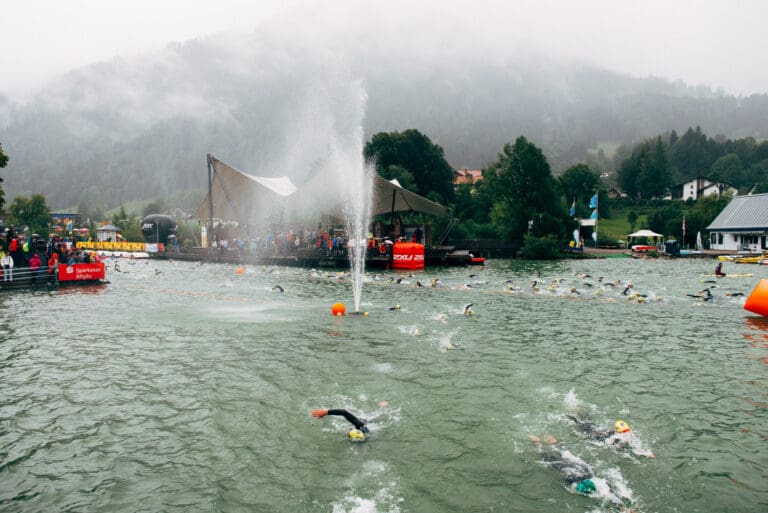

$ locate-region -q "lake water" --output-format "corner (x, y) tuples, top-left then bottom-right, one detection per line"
(1, 257), (767, 512)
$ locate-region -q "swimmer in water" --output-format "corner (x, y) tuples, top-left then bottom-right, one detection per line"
(567, 417), (655, 458)
(312, 408), (369, 442)
(687, 287), (713, 301)
(464, 303), (474, 316)
(388, 304), (402, 311)
(622, 283), (634, 296)
(272, 285), (284, 293)
(530, 435), (639, 512)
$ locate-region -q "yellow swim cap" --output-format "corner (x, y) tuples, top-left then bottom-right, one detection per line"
(614, 420), (631, 433)
(348, 429), (366, 442)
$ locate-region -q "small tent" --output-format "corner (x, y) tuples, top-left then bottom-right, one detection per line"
(627, 229), (663, 248)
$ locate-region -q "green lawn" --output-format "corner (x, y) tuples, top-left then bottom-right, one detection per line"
(597, 205), (652, 241)
(597, 216), (631, 238)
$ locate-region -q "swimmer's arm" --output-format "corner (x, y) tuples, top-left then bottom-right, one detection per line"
(312, 408), (367, 431)
(528, 435), (558, 445)
(593, 430), (613, 441)
(632, 446), (656, 458)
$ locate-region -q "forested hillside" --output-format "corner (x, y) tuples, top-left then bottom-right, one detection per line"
(615, 127), (768, 198)
(2, 30), (767, 210)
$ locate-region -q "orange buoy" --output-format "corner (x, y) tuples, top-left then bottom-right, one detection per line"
(744, 279), (768, 317)
(331, 302), (346, 316)
(235, 267), (245, 275)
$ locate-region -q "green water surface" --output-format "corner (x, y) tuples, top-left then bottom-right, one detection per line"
(1, 258), (767, 512)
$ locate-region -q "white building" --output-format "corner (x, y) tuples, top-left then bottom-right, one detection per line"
(96, 224), (120, 242)
(706, 193), (768, 252)
(667, 177), (738, 201)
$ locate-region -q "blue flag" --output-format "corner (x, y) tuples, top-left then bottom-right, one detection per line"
(590, 209), (598, 220)
(589, 194), (598, 209)
(569, 199), (575, 217)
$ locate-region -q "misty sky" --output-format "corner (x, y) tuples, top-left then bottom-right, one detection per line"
(2, 0), (767, 99)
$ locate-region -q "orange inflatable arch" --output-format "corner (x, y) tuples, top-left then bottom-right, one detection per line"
(744, 279), (768, 317)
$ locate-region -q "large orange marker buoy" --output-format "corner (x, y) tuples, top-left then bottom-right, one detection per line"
(744, 279), (768, 317)
(331, 302), (346, 316)
(235, 267), (245, 275)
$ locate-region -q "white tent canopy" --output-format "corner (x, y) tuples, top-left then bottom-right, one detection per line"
(193, 156), (448, 225)
(627, 229), (663, 239)
(191, 158), (300, 225)
(372, 177), (447, 218)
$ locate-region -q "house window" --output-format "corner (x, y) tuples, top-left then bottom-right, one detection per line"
(718, 233), (723, 244)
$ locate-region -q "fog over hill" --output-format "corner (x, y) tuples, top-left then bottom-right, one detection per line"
(2, 23), (768, 210)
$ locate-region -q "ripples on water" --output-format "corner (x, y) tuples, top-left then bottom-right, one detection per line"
(1, 258), (767, 512)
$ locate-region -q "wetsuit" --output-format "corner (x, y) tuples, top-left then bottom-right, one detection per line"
(567, 416), (613, 441)
(326, 409), (369, 433)
(537, 445), (592, 486)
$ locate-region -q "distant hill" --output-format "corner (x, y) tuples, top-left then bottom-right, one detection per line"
(2, 30), (767, 209)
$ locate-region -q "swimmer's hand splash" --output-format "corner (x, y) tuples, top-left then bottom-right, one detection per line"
(311, 409), (329, 418)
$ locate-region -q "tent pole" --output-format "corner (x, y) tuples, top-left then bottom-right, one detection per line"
(390, 190), (396, 236)
(207, 154), (214, 239)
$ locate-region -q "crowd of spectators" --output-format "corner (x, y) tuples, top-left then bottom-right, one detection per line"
(208, 226), (401, 259)
(206, 224), (425, 260)
(0, 226), (102, 283)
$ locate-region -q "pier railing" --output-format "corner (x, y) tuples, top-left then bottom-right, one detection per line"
(1, 265), (55, 289)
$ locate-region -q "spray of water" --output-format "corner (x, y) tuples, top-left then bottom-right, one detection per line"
(297, 80), (373, 312)
(341, 128), (373, 313)
(323, 82), (372, 313)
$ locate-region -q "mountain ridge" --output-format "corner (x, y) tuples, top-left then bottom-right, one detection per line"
(2, 29), (767, 209)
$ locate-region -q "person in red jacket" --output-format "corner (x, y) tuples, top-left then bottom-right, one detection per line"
(29, 253), (42, 283)
(47, 253), (59, 282)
